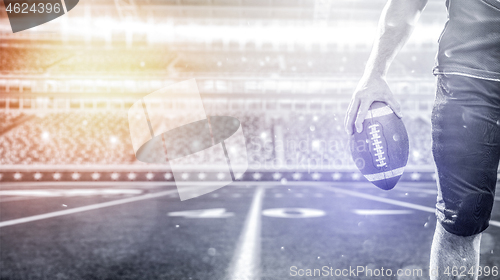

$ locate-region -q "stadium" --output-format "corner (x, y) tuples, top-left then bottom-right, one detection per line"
(0, 0), (499, 279)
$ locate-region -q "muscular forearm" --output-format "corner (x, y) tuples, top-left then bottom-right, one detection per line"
(364, 0), (428, 79)
(345, 0), (428, 135)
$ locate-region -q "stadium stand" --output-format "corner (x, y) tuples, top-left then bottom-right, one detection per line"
(0, 111), (26, 134)
(0, 46), (436, 77)
(0, 47), (177, 75)
(0, 112), (133, 165)
(0, 110), (432, 168)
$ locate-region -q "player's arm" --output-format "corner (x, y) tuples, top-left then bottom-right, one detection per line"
(344, 0), (428, 135)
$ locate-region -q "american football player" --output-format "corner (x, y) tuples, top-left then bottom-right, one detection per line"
(345, 0), (500, 279)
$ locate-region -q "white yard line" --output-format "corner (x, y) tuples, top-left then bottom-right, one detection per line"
(353, 209), (413, 215)
(312, 185), (500, 228)
(395, 186), (437, 195)
(226, 186), (265, 280)
(489, 220), (500, 227)
(318, 185), (436, 213)
(0, 185), (210, 228)
(0, 196), (46, 203)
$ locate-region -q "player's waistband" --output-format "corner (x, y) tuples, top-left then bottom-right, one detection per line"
(433, 66), (500, 83)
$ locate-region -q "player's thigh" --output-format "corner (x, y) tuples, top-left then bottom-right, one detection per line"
(431, 74), (500, 236)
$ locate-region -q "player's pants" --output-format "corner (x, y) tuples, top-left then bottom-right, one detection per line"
(432, 74), (500, 237)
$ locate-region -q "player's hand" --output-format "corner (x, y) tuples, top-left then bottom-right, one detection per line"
(344, 75), (403, 135)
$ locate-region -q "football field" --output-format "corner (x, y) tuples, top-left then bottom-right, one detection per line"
(1, 181), (500, 280)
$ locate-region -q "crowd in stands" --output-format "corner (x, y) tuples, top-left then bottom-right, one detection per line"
(0, 47), (69, 73)
(51, 50), (177, 75)
(0, 112), (134, 165)
(0, 46), (436, 77)
(0, 112), (26, 134)
(0, 110), (433, 169)
(0, 47), (177, 75)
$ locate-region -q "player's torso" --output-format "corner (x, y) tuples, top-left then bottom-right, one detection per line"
(434, 0), (500, 81)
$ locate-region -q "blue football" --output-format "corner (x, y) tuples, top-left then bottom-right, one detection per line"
(350, 101), (409, 190)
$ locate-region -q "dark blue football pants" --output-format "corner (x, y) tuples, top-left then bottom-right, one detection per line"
(432, 74), (500, 237)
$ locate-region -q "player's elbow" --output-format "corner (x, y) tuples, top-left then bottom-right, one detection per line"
(403, 0), (428, 12)
(385, 0), (428, 28)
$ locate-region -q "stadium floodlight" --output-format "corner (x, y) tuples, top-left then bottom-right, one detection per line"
(91, 172), (101, 180)
(111, 172), (120, 181)
(411, 172), (421, 181)
(33, 172), (42, 181)
(71, 172), (81, 180)
(146, 172), (154, 181)
(13, 173), (22, 180)
(127, 79), (248, 201)
(311, 172), (322, 181)
(216, 172), (226, 180)
(127, 173), (136, 181)
(292, 172), (302, 181)
(53, 173), (62, 180)
(272, 173), (282, 180)
(252, 173), (262, 181)
(431, 173), (438, 181)
(332, 172), (342, 180)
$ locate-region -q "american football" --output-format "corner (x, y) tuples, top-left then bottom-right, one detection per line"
(350, 101), (409, 190)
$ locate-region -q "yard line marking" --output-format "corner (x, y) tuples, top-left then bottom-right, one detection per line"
(0, 185), (208, 228)
(312, 185), (500, 228)
(353, 209), (413, 215)
(0, 196), (46, 203)
(395, 186), (437, 195)
(168, 208), (234, 218)
(313, 185), (436, 213)
(226, 186), (265, 280)
(490, 221), (500, 227)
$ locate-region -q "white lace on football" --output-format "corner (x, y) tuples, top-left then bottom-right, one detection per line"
(368, 124), (387, 167)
